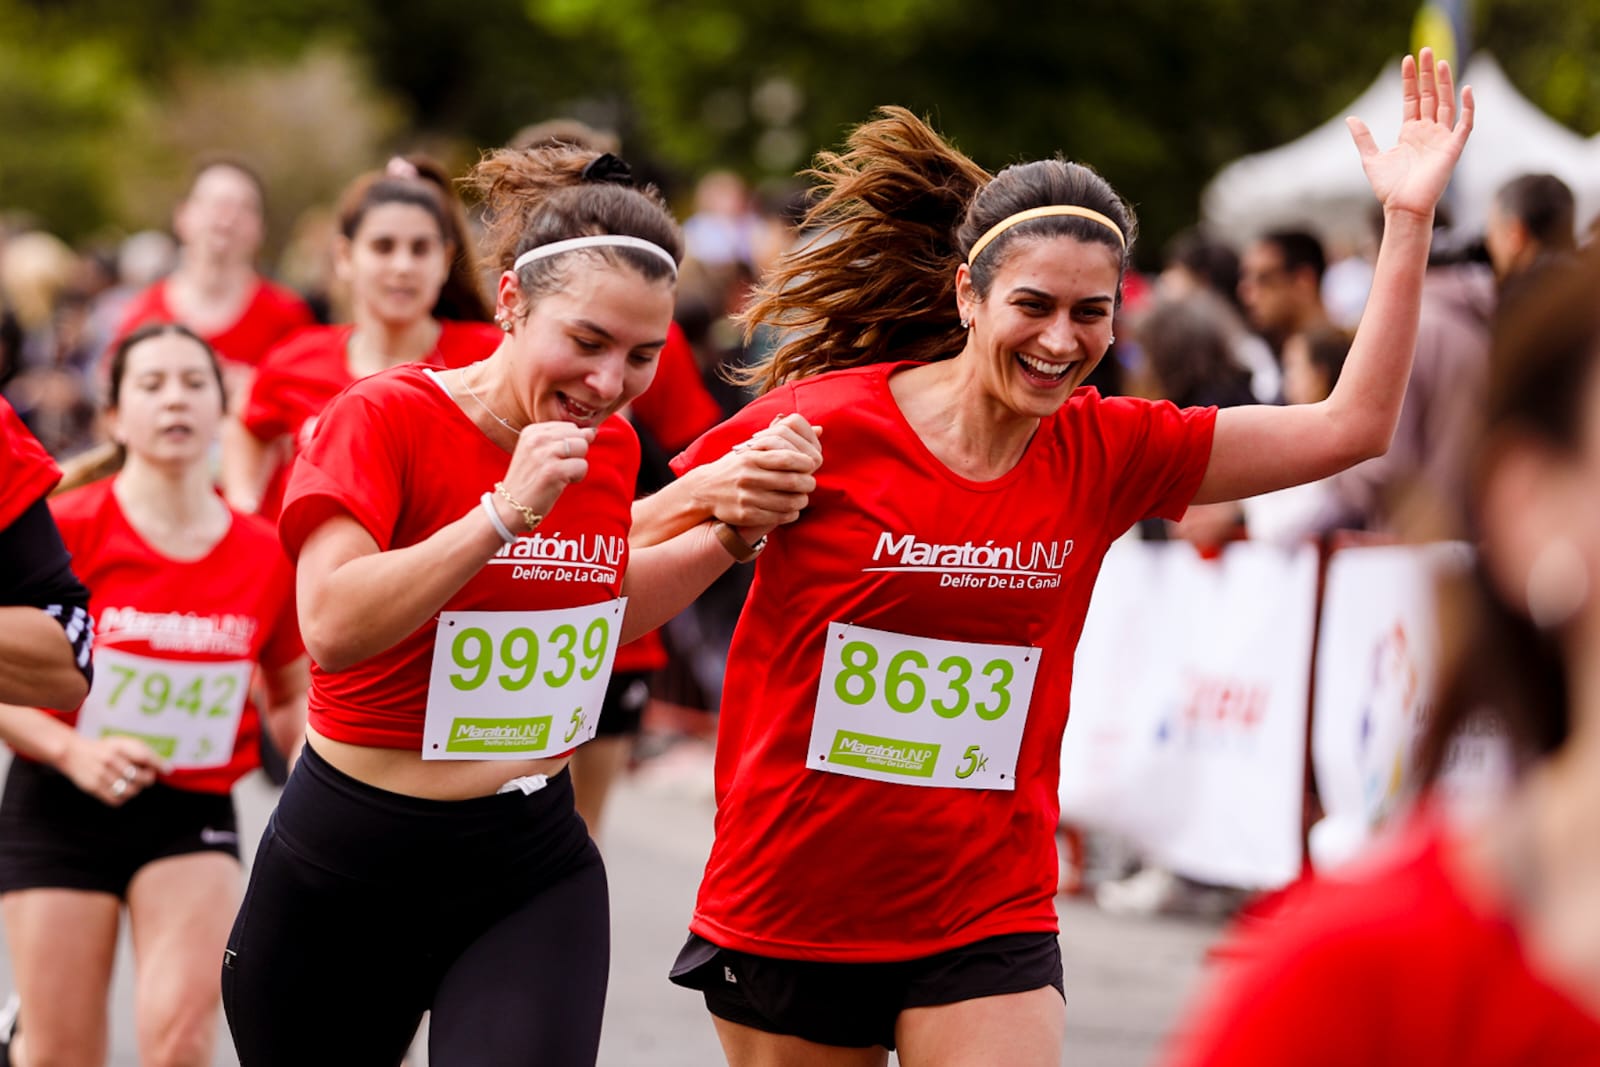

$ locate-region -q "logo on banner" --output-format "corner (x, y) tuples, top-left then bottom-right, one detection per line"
(1155, 670), (1270, 750)
(864, 531), (1073, 590)
(1358, 621), (1429, 822)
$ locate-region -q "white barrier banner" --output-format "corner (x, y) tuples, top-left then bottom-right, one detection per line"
(1309, 543), (1473, 869)
(1062, 540), (1318, 889)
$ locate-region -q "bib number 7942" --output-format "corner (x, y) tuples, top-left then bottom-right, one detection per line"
(808, 623), (1039, 790)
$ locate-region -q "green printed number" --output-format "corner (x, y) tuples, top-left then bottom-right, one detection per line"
(833, 639), (1015, 719)
(450, 619), (611, 692)
(104, 665), (238, 718)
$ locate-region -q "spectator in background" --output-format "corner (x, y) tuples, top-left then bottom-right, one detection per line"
(1240, 326), (1353, 545)
(1160, 228), (1281, 403)
(1486, 173), (1578, 301)
(1238, 229), (1330, 356)
(1321, 213), (1496, 536)
(1320, 235), (1376, 332)
(85, 231), (178, 371)
(1, 232), (99, 457)
(683, 170), (759, 269)
(112, 157), (313, 407)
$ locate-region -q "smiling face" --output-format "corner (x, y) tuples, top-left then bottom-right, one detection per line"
(498, 257), (675, 428)
(956, 235), (1121, 419)
(107, 332), (225, 468)
(338, 201), (452, 328)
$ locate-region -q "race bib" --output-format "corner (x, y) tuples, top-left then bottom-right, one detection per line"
(807, 622), (1040, 790)
(422, 599), (626, 761)
(76, 647), (252, 770)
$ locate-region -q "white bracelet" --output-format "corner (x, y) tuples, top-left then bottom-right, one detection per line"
(480, 491), (516, 543)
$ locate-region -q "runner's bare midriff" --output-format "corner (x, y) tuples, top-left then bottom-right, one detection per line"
(305, 724), (571, 800)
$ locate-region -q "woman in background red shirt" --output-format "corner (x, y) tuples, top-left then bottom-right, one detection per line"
(0, 323), (306, 1067)
(112, 158), (313, 405)
(223, 155), (498, 518)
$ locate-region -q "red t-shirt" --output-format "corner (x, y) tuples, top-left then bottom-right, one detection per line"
(241, 320), (502, 518)
(614, 322), (724, 675)
(1165, 813), (1600, 1066)
(279, 363), (639, 750)
(114, 277), (314, 369)
(630, 322), (723, 455)
(1, 396), (62, 529)
(670, 361), (1215, 961)
(43, 479), (302, 794)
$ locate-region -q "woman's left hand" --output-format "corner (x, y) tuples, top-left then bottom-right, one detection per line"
(1348, 46), (1475, 219)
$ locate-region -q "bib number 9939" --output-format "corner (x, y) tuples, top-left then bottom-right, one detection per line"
(423, 600), (626, 761)
(808, 622), (1039, 790)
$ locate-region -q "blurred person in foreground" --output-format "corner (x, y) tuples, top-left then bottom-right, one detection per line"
(1165, 253), (1600, 1066)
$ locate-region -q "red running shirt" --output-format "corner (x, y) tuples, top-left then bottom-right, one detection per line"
(241, 320), (501, 518)
(0, 396), (62, 529)
(113, 278), (313, 369)
(1165, 812), (1600, 1066)
(279, 363), (638, 750)
(43, 479), (302, 794)
(615, 322), (724, 674)
(670, 361), (1215, 961)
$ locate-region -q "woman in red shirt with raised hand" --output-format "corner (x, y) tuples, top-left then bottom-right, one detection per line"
(0, 323), (306, 1067)
(223, 154), (500, 518)
(113, 158), (313, 404)
(219, 143), (822, 1067)
(664, 51), (1471, 1066)
(1164, 254), (1600, 1067)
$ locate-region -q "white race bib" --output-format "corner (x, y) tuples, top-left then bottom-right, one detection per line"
(77, 647), (252, 770)
(807, 622), (1040, 790)
(422, 598), (626, 760)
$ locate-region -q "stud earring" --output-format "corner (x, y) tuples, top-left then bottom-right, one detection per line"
(1109, 334), (1117, 344)
(960, 318), (971, 330)
(495, 314), (511, 332)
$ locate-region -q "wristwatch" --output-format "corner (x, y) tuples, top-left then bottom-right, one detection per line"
(713, 521), (768, 563)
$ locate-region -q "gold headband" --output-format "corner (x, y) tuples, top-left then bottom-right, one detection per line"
(966, 205), (1127, 265)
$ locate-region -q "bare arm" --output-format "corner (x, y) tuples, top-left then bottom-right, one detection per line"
(0, 702), (165, 805)
(259, 656), (309, 769)
(620, 522), (762, 642)
(220, 416), (281, 513)
(1193, 51), (1474, 505)
(298, 419), (595, 672)
(630, 413), (821, 548)
(0, 607), (89, 710)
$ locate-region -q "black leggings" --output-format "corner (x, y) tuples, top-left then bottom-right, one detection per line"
(222, 745), (608, 1067)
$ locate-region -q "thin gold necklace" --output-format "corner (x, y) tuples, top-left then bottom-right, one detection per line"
(460, 366), (520, 437)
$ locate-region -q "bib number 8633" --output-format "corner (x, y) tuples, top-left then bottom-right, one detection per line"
(448, 617), (611, 693)
(832, 640), (1014, 719)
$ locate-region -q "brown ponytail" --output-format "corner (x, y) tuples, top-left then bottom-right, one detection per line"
(465, 146), (682, 314)
(740, 107), (1137, 393)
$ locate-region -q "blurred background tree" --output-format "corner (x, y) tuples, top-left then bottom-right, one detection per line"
(0, 0), (1593, 262)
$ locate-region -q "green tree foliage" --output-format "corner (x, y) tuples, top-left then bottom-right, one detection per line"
(0, 0), (1595, 258)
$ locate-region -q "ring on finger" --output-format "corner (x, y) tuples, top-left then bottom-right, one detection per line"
(122, 765), (138, 782)
(563, 439), (572, 459)
(111, 778), (127, 797)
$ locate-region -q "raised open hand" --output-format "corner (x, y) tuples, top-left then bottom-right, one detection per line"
(1347, 47), (1475, 219)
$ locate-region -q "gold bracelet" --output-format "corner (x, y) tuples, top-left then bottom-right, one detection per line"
(493, 482), (543, 532)
(713, 521), (767, 563)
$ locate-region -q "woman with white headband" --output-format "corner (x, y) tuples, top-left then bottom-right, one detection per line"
(666, 52), (1471, 1065)
(219, 144), (821, 1066)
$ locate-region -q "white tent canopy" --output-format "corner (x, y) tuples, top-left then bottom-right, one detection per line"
(1201, 54), (1600, 246)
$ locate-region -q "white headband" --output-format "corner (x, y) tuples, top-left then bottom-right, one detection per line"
(512, 235), (678, 277)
